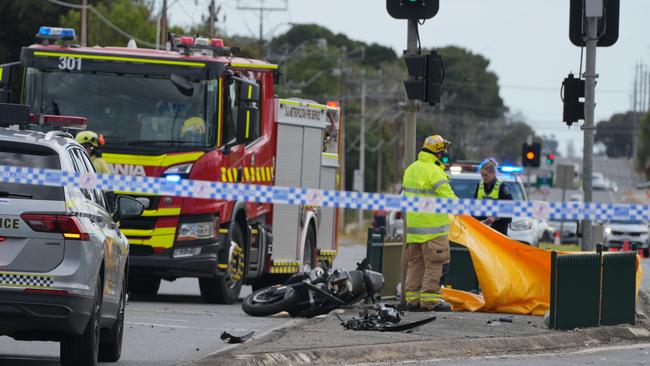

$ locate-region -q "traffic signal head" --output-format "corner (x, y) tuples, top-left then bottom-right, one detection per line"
(546, 153), (555, 165)
(522, 142), (541, 167)
(387, 0), (440, 20)
(569, 0), (619, 47)
(562, 74), (585, 126)
(403, 51), (443, 105)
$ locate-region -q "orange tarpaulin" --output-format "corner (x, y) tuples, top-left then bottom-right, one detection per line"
(440, 215), (643, 316)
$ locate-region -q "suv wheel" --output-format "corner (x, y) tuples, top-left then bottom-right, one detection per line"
(60, 276), (102, 366)
(98, 276), (126, 362)
(200, 222), (244, 304)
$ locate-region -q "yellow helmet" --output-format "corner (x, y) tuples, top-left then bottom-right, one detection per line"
(422, 135), (450, 153)
(75, 130), (105, 148)
(181, 117), (206, 137)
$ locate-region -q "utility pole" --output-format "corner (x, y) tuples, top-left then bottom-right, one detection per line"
(161, 0), (168, 47)
(237, 0), (288, 57)
(357, 70), (367, 233)
(208, 0), (216, 36)
(581, 12), (599, 251)
(400, 19), (419, 308)
(338, 47), (348, 233)
(81, 0), (88, 47)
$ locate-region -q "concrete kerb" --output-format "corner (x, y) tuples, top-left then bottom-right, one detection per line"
(193, 290), (650, 366)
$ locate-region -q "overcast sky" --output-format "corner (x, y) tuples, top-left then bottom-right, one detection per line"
(169, 0), (648, 156)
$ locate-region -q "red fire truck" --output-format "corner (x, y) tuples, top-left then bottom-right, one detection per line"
(0, 27), (341, 304)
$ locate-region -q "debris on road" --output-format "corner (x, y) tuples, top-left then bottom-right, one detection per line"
(220, 331), (255, 344)
(338, 304), (436, 332)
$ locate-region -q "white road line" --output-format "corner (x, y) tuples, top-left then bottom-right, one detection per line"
(126, 321), (250, 332)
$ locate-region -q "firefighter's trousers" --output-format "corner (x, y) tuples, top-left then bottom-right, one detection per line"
(404, 235), (450, 309)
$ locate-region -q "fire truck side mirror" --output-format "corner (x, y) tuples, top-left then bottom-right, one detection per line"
(238, 82), (260, 102)
(236, 106), (259, 143)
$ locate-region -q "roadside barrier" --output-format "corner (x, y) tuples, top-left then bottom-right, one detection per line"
(1, 165), (648, 222)
(549, 249), (638, 330)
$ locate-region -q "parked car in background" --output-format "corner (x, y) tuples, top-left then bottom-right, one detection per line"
(592, 172), (608, 190)
(385, 211), (403, 241)
(448, 167), (543, 246)
(603, 220), (649, 256)
(544, 220), (579, 244)
(637, 181), (650, 189)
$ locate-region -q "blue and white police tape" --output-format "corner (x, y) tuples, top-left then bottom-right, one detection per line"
(1, 165), (648, 222)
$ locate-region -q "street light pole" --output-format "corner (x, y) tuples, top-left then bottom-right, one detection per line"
(581, 15), (598, 251)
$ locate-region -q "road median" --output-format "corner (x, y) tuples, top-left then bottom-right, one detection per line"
(192, 294), (650, 366)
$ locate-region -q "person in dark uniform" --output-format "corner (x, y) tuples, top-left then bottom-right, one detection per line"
(473, 158), (513, 236)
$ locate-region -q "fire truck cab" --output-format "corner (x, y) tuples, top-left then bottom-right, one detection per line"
(0, 27), (341, 304)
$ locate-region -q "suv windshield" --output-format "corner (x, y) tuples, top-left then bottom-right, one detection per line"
(0, 143), (64, 200)
(449, 176), (526, 201)
(23, 69), (218, 153)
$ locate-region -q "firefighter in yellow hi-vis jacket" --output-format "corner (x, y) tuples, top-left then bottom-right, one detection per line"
(402, 135), (457, 312)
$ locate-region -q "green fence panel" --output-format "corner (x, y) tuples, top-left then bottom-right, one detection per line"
(366, 227), (384, 272)
(444, 242), (480, 293)
(601, 252), (636, 325)
(550, 252), (601, 330)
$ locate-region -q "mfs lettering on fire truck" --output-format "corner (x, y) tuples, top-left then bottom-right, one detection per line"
(109, 164), (146, 176)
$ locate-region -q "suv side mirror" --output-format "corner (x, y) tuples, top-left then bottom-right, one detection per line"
(113, 196), (144, 222)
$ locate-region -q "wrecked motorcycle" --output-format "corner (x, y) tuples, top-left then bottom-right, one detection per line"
(242, 266), (384, 318)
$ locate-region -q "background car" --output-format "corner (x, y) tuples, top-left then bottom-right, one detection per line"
(448, 168), (542, 246)
(544, 220), (579, 244)
(603, 220), (649, 256)
(0, 127), (143, 366)
(592, 172), (608, 190)
(385, 210), (404, 240)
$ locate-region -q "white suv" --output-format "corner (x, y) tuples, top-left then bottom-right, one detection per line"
(0, 106), (143, 365)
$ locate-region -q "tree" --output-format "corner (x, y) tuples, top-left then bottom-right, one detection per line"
(636, 111), (650, 179)
(437, 46), (507, 119)
(269, 24), (396, 68)
(595, 111), (637, 158)
(60, 0), (157, 48)
(0, 0), (69, 64)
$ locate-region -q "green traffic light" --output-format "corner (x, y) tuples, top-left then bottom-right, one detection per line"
(442, 156), (449, 163)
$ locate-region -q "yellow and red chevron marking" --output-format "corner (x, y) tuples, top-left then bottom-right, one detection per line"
(221, 166), (274, 183)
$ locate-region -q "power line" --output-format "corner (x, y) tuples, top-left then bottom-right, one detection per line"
(44, 0), (156, 48)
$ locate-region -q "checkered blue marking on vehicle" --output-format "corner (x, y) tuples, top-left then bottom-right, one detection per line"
(0, 165), (649, 221)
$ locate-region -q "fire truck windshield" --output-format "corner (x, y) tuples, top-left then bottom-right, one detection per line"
(23, 68), (218, 153)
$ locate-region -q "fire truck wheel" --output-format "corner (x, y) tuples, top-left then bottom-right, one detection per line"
(200, 222), (244, 304)
(303, 225), (317, 271)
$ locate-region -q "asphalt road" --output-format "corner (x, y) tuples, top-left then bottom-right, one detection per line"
(0, 279), (295, 366)
(0, 243), (368, 366)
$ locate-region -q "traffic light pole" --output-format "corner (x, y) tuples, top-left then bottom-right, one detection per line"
(401, 19), (418, 308)
(581, 16), (598, 251)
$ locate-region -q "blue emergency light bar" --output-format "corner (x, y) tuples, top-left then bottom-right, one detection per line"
(37, 26), (76, 40)
(499, 166), (524, 174)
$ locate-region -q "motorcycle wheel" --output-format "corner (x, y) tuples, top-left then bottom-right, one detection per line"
(242, 286), (299, 317)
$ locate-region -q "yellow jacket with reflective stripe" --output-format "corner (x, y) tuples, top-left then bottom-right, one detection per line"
(402, 151), (457, 243)
(477, 179), (501, 200)
(91, 156), (111, 174)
